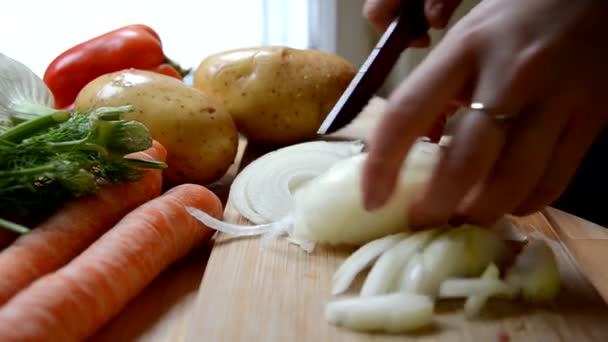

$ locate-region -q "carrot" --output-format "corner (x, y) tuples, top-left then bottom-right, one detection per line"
(0, 141), (167, 305)
(0, 183), (222, 342)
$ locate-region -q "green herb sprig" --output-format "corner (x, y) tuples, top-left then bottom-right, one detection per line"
(0, 105), (166, 233)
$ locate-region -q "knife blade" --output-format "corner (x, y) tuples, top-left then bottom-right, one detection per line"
(317, 0), (429, 135)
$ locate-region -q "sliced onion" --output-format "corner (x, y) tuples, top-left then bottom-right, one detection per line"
(186, 206), (284, 236)
(187, 206), (317, 252)
(325, 292), (434, 333)
(504, 238), (560, 303)
(438, 277), (516, 299)
(228, 140), (364, 224)
(332, 233), (408, 296)
(464, 263), (512, 318)
(398, 252), (426, 293)
(413, 229), (468, 297)
(439, 263), (517, 318)
(360, 229), (439, 297)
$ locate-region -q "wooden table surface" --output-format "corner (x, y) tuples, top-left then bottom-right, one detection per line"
(90, 98), (608, 342)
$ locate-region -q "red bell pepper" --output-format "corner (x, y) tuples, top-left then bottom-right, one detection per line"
(43, 24), (189, 109)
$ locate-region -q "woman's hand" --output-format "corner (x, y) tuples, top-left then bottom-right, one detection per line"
(364, 0), (464, 46)
(361, 0), (608, 227)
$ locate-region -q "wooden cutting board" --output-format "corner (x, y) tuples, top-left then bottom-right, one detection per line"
(185, 102), (608, 342)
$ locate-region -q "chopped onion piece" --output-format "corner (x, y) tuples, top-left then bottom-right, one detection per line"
(228, 140), (364, 224)
(325, 293), (434, 333)
(459, 225), (509, 276)
(463, 264), (516, 318)
(505, 238), (560, 303)
(398, 252), (426, 293)
(439, 263), (517, 318)
(187, 206), (279, 236)
(332, 233), (408, 296)
(360, 229), (439, 297)
(439, 278), (517, 298)
(412, 229), (468, 297)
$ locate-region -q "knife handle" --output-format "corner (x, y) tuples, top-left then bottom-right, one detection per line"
(360, 0), (429, 93)
(318, 0), (429, 134)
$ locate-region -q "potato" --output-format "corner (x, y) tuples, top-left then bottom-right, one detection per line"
(74, 69), (239, 186)
(193, 46), (356, 145)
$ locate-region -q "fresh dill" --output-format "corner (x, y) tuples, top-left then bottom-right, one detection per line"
(0, 106), (166, 233)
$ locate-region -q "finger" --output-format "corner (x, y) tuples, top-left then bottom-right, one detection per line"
(425, 102), (459, 142)
(407, 111), (508, 228)
(453, 98), (572, 225)
(363, 0), (402, 32)
(410, 34), (431, 48)
(362, 36), (473, 210)
(407, 63), (531, 228)
(513, 111), (607, 216)
(425, 0), (463, 28)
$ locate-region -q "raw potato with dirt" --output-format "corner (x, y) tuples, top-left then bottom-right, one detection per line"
(74, 69), (239, 186)
(193, 46), (356, 146)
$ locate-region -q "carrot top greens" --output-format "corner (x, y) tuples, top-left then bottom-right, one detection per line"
(0, 105), (167, 233)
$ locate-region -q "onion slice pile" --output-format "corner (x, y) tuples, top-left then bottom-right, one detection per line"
(325, 226), (561, 333)
(228, 140), (364, 224)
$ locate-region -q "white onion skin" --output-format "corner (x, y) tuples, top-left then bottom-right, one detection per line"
(291, 141), (441, 246)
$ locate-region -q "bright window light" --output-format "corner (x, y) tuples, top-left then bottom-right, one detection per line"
(0, 0), (312, 78)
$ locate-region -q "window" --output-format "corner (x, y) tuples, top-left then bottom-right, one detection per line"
(1, 0), (313, 78)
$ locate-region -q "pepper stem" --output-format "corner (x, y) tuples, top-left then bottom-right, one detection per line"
(164, 55), (192, 77)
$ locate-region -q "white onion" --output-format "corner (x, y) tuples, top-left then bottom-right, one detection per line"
(228, 140), (364, 224)
(325, 292), (434, 333)
(439, 263), (517, 318)
(398, 252), (426, 293)
(191, 138), (443, 251)
(505, 238), (560, 303)
(463, 263), (517, 318)
(290, 140), (441, 246)
(360, 228), (439, 297)
(332, 233), (408, 296)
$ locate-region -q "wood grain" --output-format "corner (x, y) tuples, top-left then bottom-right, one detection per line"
(544, 207), (608, 303)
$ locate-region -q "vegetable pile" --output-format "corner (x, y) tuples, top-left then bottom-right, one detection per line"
(326, 227), (560, 332)
(0, 20), (565, 338)
(0, 47), (223, 341)
(0, 53), (167, 233)
(74, 68), (239, 187)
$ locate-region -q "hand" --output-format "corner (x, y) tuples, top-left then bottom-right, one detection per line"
(364, 0), (464, 46)
(361, 0), (608, 227)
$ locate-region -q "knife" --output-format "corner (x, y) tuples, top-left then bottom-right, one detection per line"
(317, 0), (430, 135)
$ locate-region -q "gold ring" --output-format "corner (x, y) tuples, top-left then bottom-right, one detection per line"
(468, 102), (518, 124)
